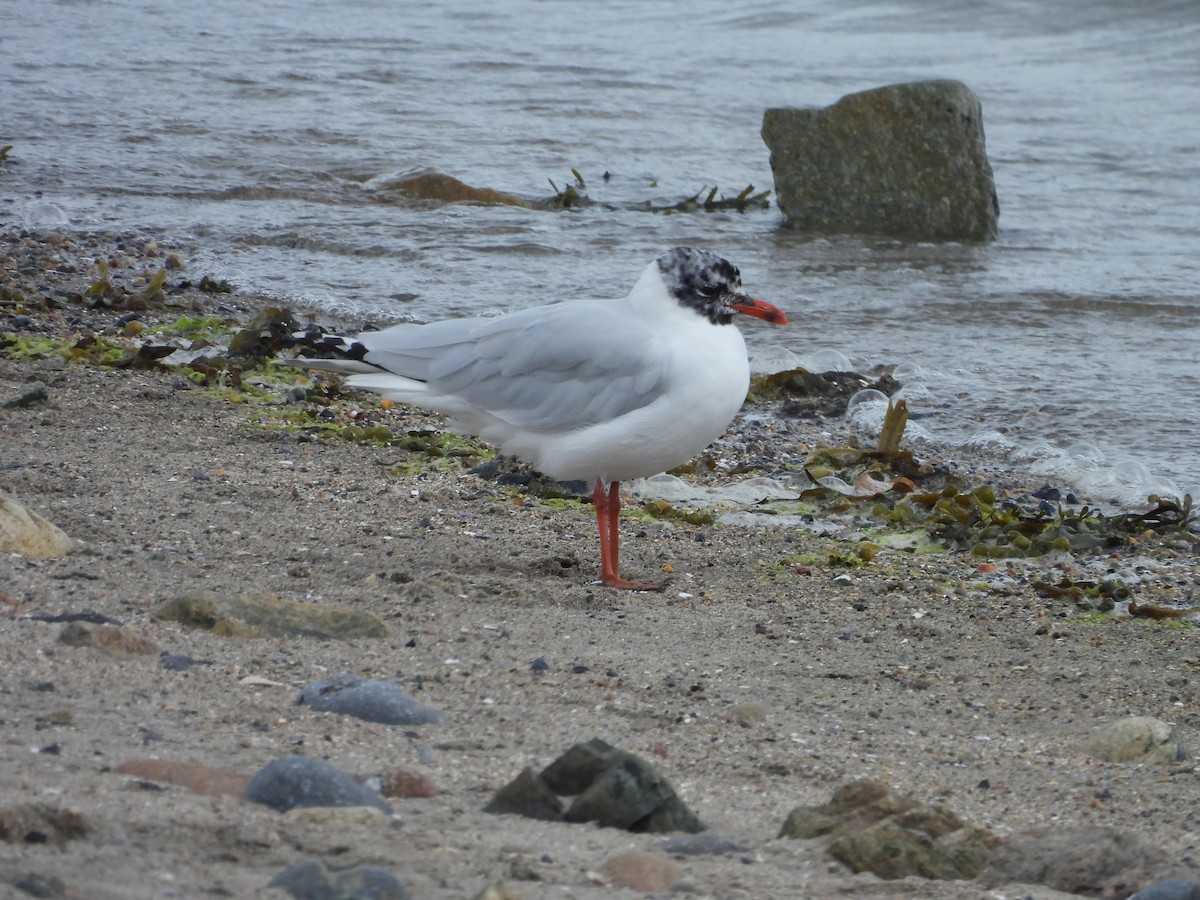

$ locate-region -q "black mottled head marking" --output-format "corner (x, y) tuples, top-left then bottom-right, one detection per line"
(656, 246), (744, 325)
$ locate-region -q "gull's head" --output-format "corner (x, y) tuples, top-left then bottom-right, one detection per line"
(655, 247), (787, 327)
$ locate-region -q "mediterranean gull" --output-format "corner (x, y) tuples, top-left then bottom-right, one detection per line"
(279, 247), (788, 590)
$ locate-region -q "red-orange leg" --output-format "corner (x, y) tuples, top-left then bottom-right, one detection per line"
(592, 479), (666, 591)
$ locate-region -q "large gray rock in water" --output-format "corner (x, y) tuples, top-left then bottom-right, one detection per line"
(762, 80), (999, 241)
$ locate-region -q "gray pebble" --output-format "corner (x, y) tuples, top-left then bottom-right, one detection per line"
(268, 860), (411, 900)
(1129, 880), (1200, 900)
(659, 832), (749, 856)
(242, 756), (393, 813)
(297, 672), (440, 726)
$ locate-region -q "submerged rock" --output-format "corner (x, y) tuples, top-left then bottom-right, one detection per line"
(368, 167), (532, 208)
(0, 494), (73, 559)
(762, 80), (998, 241)
(297, 672), (441, 725)
(156, 592), (387, 639)
(779, 779), (998, 881)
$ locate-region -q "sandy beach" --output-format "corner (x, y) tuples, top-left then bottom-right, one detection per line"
(2, 229), (1199, 899)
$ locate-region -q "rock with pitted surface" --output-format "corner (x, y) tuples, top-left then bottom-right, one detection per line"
(486, 738), (704, 834)
(779, 779), (999, 881)
(1083, 716), (1189, 764)
(763, 80), (998, 241)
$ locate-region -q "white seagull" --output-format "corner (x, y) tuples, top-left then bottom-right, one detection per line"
(281, 247), (788, 590)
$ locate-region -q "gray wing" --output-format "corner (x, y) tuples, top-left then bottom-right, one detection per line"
(359, 301), (670, 431)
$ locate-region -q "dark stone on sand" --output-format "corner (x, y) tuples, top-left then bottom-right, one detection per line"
(2, 381), (50, 408)
(12, 872), (67, 898)
(540, 737), (620, 794)
(160, 652), (214, 671)
(156, 592), (387, 639)
(242, 757), (393, 814)
(268, 860), (412, 900)
(779, 779), (998, 881)
(483, 767), (564, 821)
(0, 802), (92, 845)
(297, 672), (440, 725)
(981, 825), (1172, 896)
(488, 738), (705, 834)
(762, 80), (998, 241)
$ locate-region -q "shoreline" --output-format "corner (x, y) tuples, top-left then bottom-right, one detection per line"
(3, 228), (1200, 898)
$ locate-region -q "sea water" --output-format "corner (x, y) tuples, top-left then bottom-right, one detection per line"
(4, 0), (1199, 506)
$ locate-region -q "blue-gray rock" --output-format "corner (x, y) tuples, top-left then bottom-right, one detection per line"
(762, 80), (999, 241)
(297, 673), (440, 726)
(268, 860), (411, 899)
(658, 833), (749, 856)
(242, 757), (392, 814)
(12, 872), (67, 898)
(1130, 880), (1200, 900)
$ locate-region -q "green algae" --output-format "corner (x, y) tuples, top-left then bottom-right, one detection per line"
(157, 592), (387, 640)
(159, 315), (230, 337)
(640, 499), (716, 526)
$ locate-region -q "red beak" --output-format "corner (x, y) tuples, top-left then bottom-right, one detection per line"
(732, 296), (788, 326)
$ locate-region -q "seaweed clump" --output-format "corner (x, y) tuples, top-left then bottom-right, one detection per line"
(790, 398), (1194, 565)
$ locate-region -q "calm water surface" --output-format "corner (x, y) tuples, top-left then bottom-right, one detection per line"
(5, 0), (1200, 505)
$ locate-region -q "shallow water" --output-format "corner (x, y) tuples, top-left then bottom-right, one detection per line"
(5, 0), (1200, 504)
